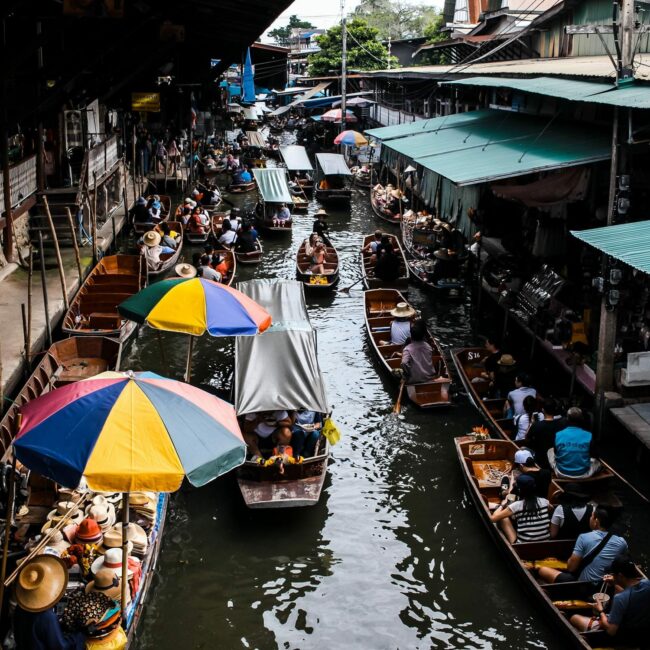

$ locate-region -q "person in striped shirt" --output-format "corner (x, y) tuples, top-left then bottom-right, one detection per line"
(490, 474), (551, 544)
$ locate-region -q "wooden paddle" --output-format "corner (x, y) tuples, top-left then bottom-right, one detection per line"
(339, 277), (364, 294)
(394, 379), (406, 414)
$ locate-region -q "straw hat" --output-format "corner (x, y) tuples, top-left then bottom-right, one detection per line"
(15, 556), (68, 612)
(390, 302), (416, 319)
(175, 263), (197, 279)
(497, 354), (516, 367)
(44, 501), (84, 528)
(390, 189), (405, 199)
(101, 529), (134, 555)
(106, 522), (148, 554)
(434, 248), (458, 261)
(85, 568), (129, 604)
(74, 518), (103, 545)
(87, 504), (116, 533)
(315, 208), (328, 217)
(43, 529), (71, 555)
(143, 231), (161, 247)
(91, 548), (134, 578)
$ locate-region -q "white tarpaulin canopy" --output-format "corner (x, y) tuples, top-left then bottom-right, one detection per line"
(280, 145), (313, 171)
(234, 280), (330, 415)
(315, 153), (352, 176)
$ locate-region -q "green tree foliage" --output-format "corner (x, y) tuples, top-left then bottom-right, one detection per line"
(352, 0), (444, 40)
(423, 13), (446, 43)
(267, 14), (315, 46)
(308, 19), (399, 76)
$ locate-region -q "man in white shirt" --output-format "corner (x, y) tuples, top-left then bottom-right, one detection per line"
(243, 410), (294, 460)
(219, 227), (237, 248)
(504, 373), (537, 417)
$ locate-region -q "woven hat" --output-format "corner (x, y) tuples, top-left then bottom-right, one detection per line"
(15, 555), (68, 612)
(44, 501), (84, 527)
(101, 529), (134, 555)
(175, 263), (197, 279)
(390, 302), (416, 319)
(433, 248), (457, 261)
(87, 504), (116, 533)
(497, 354), (516, 367)
(315, 209), (328, 217)
(75, 518), (103, 545)
(91, 548), (134, 578)
(184, 197), (194, 205)
(106, 522), (148, 555)
(143, 231), (161, 247)
(85, 567), (129, 604)
(43, 529), (71, 555)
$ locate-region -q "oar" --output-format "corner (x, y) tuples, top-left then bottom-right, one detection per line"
(339, 277), (364, 294)
(394, 379), (406, 414)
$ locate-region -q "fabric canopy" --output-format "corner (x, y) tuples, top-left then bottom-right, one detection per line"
(315, 153), (352, 176)
(252, 168), (293, 203)
(571, 220), (650, 274)
(234, 280), (329, 415)
(245, 131), (266, 147)
(280, 145), (313, 171)
(242, 107), (258, 121)
(270, 81), (331, 117)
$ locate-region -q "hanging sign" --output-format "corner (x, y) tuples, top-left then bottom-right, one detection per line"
(132, 92), (161, 113)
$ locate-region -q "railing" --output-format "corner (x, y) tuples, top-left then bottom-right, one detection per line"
(87, 135), (119, 188)
(369, 104), (423, 126)
(0, 155), (38, 215)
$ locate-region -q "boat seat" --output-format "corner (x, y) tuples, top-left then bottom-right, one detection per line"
(87, 313), (121, 330)
(59, 358), (110, 382)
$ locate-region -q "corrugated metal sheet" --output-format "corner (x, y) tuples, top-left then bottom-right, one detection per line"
(571, 221), (650, 273)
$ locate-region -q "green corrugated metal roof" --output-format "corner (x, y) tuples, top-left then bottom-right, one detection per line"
(252, 168), (293, 203)
(364, 109), (495, 141)
(442, 76), (650, 109)
(571, 221), (650, 273)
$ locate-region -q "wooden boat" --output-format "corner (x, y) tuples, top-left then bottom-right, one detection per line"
(62, 255), (145, 342)
(296, 238), (340, 290)
(0, 337), (122, 456)
(138, 221), (183, 278)
(291, 194), (309, 212)
(216, 249), (237, 286)
(451, 347), (617, 486)
(235, 239), (263, 265)
(210, 212), (229, 240)
(352, 167), (372, 189)
(133, 195), (172, 235)
(370, 190), (401, 226)
(364, 288), (451, 408)
(227, 180), (257, 193)
(407, 257), (464, 293)
(360, 233), (409, 292)
(314, 153), (352, 205)
(297, 177), (314, 194)
(315, 182), (352, 205)
(455, 435), (620, 650)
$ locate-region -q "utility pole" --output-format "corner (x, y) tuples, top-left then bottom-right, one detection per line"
(340, 0), (347, 133)
(388, 36), (392, 70)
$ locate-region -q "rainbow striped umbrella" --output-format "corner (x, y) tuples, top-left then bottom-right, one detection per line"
(13, 371), (246, 493)
(334, 130), (368, 146)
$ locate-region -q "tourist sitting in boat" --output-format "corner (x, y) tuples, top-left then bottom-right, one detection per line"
(141, 231), (175, 271)
(291, 409), (323, 458)
(211, 253), (229, 278)
(235, 223), (259, 253)
(504, 373), (537, 418)
(374, 243), (401, 283)
(312, 209), (330, 244)
(218, 222), (238, 248)
(363, 230), (383, 263)
(490, 474), (551, 544)
(239, 166), (253, 183)
(273, 203), (291, 226)
(513, 395), (543, 441)
(305, 233), (321, 257)
(157, 222), (179, 250)
(197, 254), (221, 282)
(548, 407), (601, 479)
(390, 302), (416, 345)
(480, 336), (501, 383)
(310, 241), (328, 275)
(147, 196), (162, 223)
(568, 553), (650, 640)
(493, 354), (518, 398)
(130, 196), (150, 227)
(401, 320), (434, 385)
(189, 206), (209, 234)
(288, 179), (303, 196)
(537, 505), (628, 587)
(550, 491), (593, 539)
(243, 410), (295, 461)
(511, 448), (551, 499)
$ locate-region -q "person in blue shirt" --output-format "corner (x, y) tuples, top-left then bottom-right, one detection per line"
(238, 166), (252, 183)
(548, 407), (601, 478)
(291, 409), (323, 458)
(538, 506), (628, 587)
(570, 553), (650, 641)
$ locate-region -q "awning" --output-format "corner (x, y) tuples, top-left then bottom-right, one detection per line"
(315, 153), (352, 176)
(252, 168), (292, 203)
(280, 145), (313, 171)
(571, 221), (650, 274)
(242, 107), (259, 121)
(227, 103), (242, 113)
(441, 76), (650, 109)
(245, 131), (266, 147)
(270, 82), (331, 117)
(255, 102), (272, 114)
(272, 87), (308, 97)
(234, 280), (330, 415)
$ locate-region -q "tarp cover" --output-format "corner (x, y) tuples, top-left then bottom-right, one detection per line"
(315, 153), (352, 176)
(491, 167), (590, 206)
(252, 168), (293, 203)
(245, 131), (266, 147)
(234, 280), (330, 415)
(270, 81), (331, 116)
(280, 145), (313, 171)
(242, 107), (258, 121)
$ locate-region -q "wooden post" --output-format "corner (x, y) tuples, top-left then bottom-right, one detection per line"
(26, 248), (33, 364)
(20, 304), (28, 367)
(38, 232), (52, 348)
(106, 185), (116, 252)
(122, 158), (129, 240)
(42, 196), (68, 310)
(185, 335), (194, 383)
(65, 207), (83, 281)
(91, 171), (98, 264)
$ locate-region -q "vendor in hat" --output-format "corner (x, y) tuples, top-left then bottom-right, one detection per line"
(389, 302), (416, 346)
(432, 248), (460, 283)
(140, 230), (175, 271)
(13, 555), (85, 650)
(129, 196), (150, 227)
(312, 209), (330, 245)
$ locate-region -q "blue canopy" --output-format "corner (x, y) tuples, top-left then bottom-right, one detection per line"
(242, 48), (255, 105)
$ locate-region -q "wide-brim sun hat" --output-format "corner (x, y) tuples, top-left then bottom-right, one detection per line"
(433, 248), (457, 261)
(175, 263), (197, 279)
(91, 547), (134, 578)
(85, 568), (128, 603)
(15, 555), (68, 612)
(315, 208), (328, 217)
(390, 302), (416, 319)
(497, 354), (516, 366)
(143, 231), (161, 247)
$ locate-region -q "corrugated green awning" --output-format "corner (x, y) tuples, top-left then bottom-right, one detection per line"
(441, 76), (650, 109)
(280, 145), (313, 171)
(252, 168), (292, 203)
(571, 221), (650, 273)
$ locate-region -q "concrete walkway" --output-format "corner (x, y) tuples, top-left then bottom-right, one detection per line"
(0, 174), (148, 401)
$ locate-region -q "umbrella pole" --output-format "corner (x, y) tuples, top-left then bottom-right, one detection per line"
(121, 491), (130, 621)
(185, 335), (194, 383)
(0, 454), (17, 616)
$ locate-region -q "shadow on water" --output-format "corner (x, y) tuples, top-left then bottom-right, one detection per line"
(129, 133), (559, 649)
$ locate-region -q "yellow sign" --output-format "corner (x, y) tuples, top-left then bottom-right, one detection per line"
(131, 92), (160, 113)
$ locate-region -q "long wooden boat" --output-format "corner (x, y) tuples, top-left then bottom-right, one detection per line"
(296, 238), (340, 291)
(217, 249), (237, 287)
(62, 255), (145, 342)
(297, 178), (314, 194)
(455, 435), (623, 650)
(0, 337), (122, 456)
(352, 167), (372, 189)
(360, 233), (409, 292)
(235, 239), (263, 265)
(133, 195), (172, 235)
(370, 190), (401, 226)
(210, 212), (228, 240)
(291, 194), (309, 212)
(138, 221), (183, 278)
(315, 184), (352, 205)
(227, 180), (257, 194)
(407, 257), (464, 293)
(364, 288), (451, 408)
(254, 212), (292, 234)
(451, 347), (616, 486)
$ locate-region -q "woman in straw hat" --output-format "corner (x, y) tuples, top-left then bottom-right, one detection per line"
(13, 555), (85, 649)
(389, 302), (416, 346)
(140, 230), (174, 272)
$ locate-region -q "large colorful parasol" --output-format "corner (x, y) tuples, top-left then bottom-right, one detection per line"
(333, 130), (368, 146)
(13, 370), (246, 493)
(320, 108), (357, 123)
(118, 277), (271, 336)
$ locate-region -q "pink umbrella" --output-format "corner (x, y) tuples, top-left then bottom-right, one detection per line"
(321, 108), (358, 123)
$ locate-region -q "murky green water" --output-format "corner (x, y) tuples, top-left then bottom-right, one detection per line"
(118, 167), (565, 650)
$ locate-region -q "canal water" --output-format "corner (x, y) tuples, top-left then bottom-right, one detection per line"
(122, 177), (561, 649)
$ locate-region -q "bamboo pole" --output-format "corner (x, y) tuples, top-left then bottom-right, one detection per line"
(26, 248), (33, 364)
(122, 158), (129, 240)
(91, 172), (98, 264)
(185, 335), (194, 383)
(38, 232), (52, 348)
(65, 208), (83, 281)
(42, 196), (68, 310)
(120, 492), (130, 619)
(106, 185), (116, 252)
